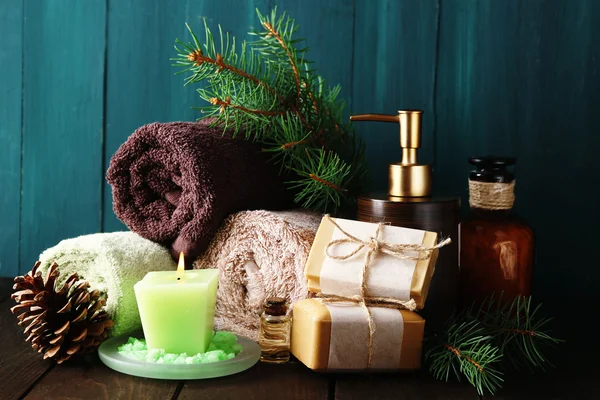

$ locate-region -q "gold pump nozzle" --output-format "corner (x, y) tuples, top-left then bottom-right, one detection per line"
(350, 110), (431, 197)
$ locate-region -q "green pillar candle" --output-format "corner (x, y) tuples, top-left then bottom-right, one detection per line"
(134, 254), (219, 355)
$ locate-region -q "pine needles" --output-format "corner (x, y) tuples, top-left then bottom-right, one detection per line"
(472, 293), (563, 372)
(172, 7), (366, 213)
(426, 295), (562, 395)
(427, 318), (503, 395)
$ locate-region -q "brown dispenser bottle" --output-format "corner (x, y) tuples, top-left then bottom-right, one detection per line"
(351, 110), (460, 329)
(459, 156), (534, 307)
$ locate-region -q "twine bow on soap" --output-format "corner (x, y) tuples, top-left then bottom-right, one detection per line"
(317, 214), (451, 369)
(324, 216), (451, 263)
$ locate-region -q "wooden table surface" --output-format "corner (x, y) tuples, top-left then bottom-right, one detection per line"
(0, 278), (590, 400)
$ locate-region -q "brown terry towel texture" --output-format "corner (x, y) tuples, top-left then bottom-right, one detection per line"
(194, 209), (321, 341)
(106, 120), (291, 263)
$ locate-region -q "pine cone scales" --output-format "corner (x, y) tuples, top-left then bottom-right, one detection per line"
(11, 261), (114, 363)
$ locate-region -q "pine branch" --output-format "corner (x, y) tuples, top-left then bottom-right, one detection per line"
(209, 96), (286, 116)
(253, 8), (320, 140)
(181, 22), (286, 101)
(288, 149), (351, 212)
(260, 18), (302, 103)
(468, 293), (563, 372)
(172, 7), (367, 213)
(261, 113), (313, 173)
(173, 21), (301, 139)
(426, 317), (504, 396)
(427, 294), (563, 395)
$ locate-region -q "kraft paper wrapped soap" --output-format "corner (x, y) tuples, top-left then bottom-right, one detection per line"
(291, 299), (425, 371)
(305, 216), (442, 309)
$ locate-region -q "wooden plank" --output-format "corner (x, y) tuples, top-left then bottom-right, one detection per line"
(335, 372), (479, 400)
(102, 0), (270, 232)
(434, 0), (520, 202)
(0, 297), (54, 400)
(178, 361), (330, 399)
(485, 369), (598, 400)
(510, 0), (600, 350)
(282, 0), (355, 110)
(23, 355), (179, 400)
(0, 0), (22, 278)
(352, 0), (440, 191)
(20, 0), (105, 272)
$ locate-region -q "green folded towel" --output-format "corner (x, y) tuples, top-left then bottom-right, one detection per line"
(37, 232), (176, 337)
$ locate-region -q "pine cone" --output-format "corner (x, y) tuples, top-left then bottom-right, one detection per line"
(11, 261), (114, 363)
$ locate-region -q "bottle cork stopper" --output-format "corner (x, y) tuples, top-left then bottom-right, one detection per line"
(263, 297), (288, 316)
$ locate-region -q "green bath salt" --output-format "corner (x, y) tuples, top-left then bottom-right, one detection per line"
(117, 331), (243, 364)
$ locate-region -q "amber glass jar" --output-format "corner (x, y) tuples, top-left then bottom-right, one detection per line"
(459, 156), (534, 307)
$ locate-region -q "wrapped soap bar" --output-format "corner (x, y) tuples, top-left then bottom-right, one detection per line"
(305, 216), (440, 309)
(291, 299), (424, 371)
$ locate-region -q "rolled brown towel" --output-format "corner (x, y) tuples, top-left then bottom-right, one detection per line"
(107, 120), (291, 263)
(194, 209), (321, 341)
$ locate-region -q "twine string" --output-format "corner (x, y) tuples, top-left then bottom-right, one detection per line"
(325, 217), (451, 262)
(317, 294), (418, 311)
(318, 215), (451, 368)
(469, 180), (515, 210)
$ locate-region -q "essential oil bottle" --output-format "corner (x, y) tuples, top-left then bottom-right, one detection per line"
(459, 156), (534, 307)
(259, 297), (291, 363)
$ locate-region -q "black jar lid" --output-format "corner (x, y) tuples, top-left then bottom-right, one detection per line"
(468, 156), (516, 183)
(263, 297), (288, 316)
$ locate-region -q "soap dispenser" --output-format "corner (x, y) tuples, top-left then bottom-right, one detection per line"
(351, 110), (460, 328)
(351, 110), (432, 197)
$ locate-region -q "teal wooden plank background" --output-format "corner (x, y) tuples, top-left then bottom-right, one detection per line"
(20, 0), (106, 277)
(434, 0), (600, 348)
(0, 0), (598, 360)
(0, 0), (22, 278)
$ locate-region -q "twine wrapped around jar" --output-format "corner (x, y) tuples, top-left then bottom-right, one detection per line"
(468, 180), (515, 210)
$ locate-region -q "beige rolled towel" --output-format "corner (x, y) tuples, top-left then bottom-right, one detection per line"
(194, 209), (321, 341)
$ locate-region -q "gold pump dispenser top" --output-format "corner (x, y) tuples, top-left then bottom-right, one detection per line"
(350, 110), (432, 197)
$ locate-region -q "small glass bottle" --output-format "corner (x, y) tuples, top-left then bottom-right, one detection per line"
(459, 156), (534, 307)
(259, 297), (290, 363)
